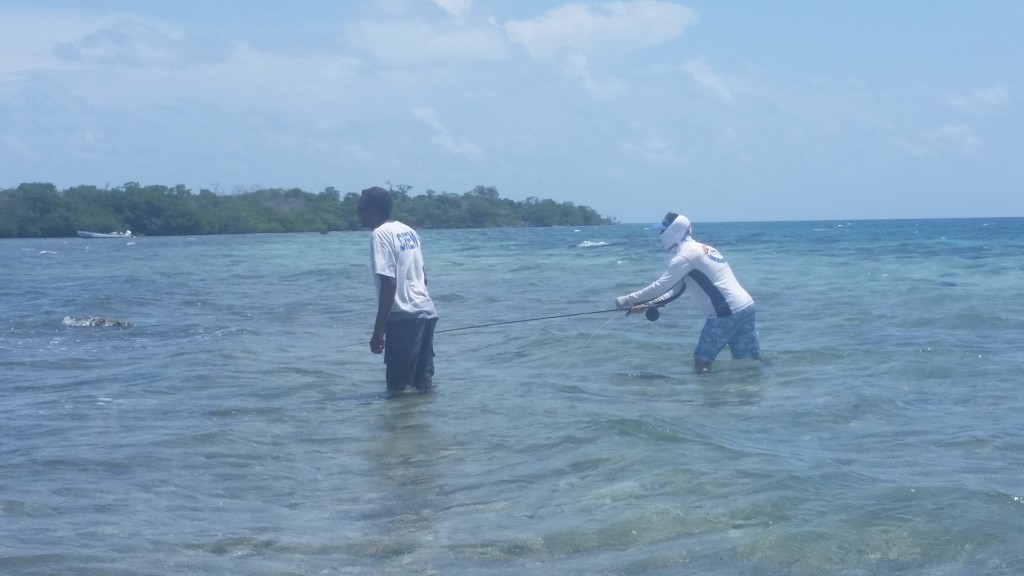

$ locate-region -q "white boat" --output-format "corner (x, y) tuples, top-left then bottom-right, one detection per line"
(77, 230), (134, 238)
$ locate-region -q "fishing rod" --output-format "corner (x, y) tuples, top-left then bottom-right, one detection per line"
(629, 280), (686, 321)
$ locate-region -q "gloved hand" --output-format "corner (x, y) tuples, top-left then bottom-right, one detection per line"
(615, 295), (633, 310)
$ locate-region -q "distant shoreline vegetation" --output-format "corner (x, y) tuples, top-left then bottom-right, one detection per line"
(0, 182), (615, 238)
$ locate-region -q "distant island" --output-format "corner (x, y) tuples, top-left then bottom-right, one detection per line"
(0, 182), (615, 238)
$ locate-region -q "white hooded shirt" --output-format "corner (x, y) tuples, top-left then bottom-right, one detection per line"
(622, 237), (753, 318)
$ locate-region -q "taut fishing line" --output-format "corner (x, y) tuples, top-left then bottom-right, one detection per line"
(435, 308), (619, 334)
(557, 313), (618, 373)
(331, 308), (619, 349)
(332, 290), (680, 350)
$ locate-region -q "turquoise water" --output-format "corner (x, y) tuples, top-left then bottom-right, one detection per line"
(3, 219), (1023, 575)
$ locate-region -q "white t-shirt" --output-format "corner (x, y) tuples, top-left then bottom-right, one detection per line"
(622, 237), (753, 318)
(370, 220), (437, 320)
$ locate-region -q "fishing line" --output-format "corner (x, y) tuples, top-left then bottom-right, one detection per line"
(436, 308), (619, 334)
(557, 313), (617, 373)
(552, 288), (683, 372)
(331, 308), (620, 349)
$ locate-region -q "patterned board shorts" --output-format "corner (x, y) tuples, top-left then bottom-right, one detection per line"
(694, 305), (760, 362)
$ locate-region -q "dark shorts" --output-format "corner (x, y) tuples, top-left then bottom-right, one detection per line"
(694, 305), (760, 362)
(384, 317), (437, 392)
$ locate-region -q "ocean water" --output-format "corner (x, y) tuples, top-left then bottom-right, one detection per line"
(2, 219), (1023, 575)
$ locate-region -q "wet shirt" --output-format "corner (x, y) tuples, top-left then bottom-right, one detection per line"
(370, 220), (437, 320)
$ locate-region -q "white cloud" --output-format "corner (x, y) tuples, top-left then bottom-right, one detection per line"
(1, 134), (35, 162)
(504, 1), (696, 61)
(891, 123), (982, 158)
(346, 19), (508, 66)
(563, 52), (625, 99)
(203, 43), (368, 110)
(413, 107), (482, 159)
(0, 8), (228, 72)
(891, 137), (928, 158)
(924, 123), (981, 152)
(683, 55), (733, 103)
(432, 0), (473, 19)
(946, 85), (1010, 112)
(0, 9), (121, 74)
(620, 132), (689, 166)
(57, 20), (182, 67)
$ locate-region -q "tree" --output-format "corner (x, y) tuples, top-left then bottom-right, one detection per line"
(1, 181), (614, 237)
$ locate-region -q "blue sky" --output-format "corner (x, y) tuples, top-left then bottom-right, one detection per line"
(1, 0), (1021, 222)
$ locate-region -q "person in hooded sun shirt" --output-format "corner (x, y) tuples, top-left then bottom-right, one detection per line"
(615, 212), (760, 374)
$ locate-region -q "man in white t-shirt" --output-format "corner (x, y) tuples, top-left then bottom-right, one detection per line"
(357, 187), (438, 396)
(615, 212), (760, 374)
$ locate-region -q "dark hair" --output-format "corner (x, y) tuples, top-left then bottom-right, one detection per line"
(359, 186), (393, 218)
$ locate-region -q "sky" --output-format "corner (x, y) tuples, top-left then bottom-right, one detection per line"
(1, 0), (1022, 223)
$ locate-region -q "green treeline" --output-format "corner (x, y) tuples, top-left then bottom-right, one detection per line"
(0, 182), (615, 238)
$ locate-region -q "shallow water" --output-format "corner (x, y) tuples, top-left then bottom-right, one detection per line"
(3, 219), (1023, 575)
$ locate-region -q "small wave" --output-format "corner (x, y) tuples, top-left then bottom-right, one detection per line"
(576, 240), (610, 248)
(62, 316), (132, 327)
(433, 292), (468, 303)
(39, 250), (57, 255)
